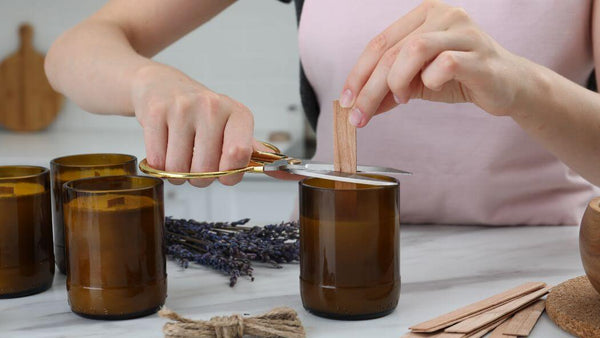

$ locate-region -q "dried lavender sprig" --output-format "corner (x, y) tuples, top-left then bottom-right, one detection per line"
(165, 217), (299, 286)
(166, 244), (253, 287)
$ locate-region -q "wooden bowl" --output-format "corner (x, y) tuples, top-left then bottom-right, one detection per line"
(580, 197), (600, 294)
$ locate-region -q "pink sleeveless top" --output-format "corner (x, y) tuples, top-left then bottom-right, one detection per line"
(298, 0), (600, 225)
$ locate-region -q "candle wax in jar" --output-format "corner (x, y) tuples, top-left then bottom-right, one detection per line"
(53, 168), (131, 274)
(300, 215), (400, 317)
(64, 193), (166, 318)
(299, 177), (400, 319)
(0, 182), (54, 297)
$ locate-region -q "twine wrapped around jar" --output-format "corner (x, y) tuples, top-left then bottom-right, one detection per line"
(159, 307), (306, 338)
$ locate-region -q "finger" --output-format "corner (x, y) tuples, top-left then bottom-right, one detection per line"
(339, 1), (432, 108)
(351, 6), (467, 127)
(351, 41), (426, 127)
(189, 95), (228, 188)
(387, 30), (474, 104)
(349, 46), (399, 128)
(420, 51), (477, 100)
(372, 92), (399, 116)
(164, 116), (195, 185)
(253, 139), (274, 152)
(218, 105), (254, 186)
(141, 111), (168, 171)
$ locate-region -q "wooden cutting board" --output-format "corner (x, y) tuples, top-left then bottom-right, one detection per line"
(0, 24), (63, 132)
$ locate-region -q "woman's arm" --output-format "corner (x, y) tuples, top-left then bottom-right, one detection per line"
(45, 0), (235, 115)
(509, 53), (600, 188)
(45, 0), (265, 187)
(339, 0), (600, 186)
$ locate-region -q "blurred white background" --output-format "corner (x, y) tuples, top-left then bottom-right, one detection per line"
(0, 0), (304, 222)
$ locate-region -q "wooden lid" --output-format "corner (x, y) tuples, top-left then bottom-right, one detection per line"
(546, 276), (600, 338)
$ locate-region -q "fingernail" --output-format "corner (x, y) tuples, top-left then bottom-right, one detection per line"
(340, 89), (354, 108)
(349, 107), (362, 127)
(394, 94), (409, 104)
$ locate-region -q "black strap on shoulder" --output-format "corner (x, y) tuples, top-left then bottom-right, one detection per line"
(588, 70), (597, 92)
(277, 0), (320, 131)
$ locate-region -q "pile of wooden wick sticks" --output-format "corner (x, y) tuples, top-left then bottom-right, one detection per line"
(403, 282), (550, 338)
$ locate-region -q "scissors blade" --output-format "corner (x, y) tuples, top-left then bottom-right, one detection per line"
(299, 162), (412, 175)
(283, 168), (397, 186)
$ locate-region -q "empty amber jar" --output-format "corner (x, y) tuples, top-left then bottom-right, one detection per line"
(299, 176), (400, 320)
(0, 166), (54, 298)
(63, 175), (166, 320)
(51, 154), (137, 274)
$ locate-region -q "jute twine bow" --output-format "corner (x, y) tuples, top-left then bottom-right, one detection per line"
(158, 307), (306, 338)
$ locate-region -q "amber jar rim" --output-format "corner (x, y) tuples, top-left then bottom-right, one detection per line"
(64, 175), (162, 194)
(51, 153), (137, 169)
(300, 174), (399, 192)
(0, 165), (49, 180)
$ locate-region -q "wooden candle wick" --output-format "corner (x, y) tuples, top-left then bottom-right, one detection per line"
(0, 186), (15, 194)
(107, 197), (125, 208)
(501, 299), (546, 336)
(333, 100), (357, 174)
(409, 282), (546, 332)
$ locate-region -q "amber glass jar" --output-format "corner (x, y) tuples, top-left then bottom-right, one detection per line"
(0, 166), (54, 298)
(299, 176), (400, 320)
(63, 175), (166, 320)
(51, 154), (137, 274)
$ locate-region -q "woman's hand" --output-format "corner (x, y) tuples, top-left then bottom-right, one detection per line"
(340, 0), (533, 127)
(44, 0), (303, 187)
(132, 63), (255, 187)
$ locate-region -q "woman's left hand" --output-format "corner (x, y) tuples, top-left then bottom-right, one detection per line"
(340, 0), (534, 127)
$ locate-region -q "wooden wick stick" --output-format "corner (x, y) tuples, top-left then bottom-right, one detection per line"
(444, 286), (550, 333)
(486, 318), (512, 338)
(333, 100), (356, 174)
(502, 299), (545, 336)
(107, 197), (125, 208)
(401, 316), (509, 338)
(409, 282), (546, 332)
(0, 186), (15, 194)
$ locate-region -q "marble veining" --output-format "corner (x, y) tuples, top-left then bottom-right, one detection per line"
(0, 224), (581, 337)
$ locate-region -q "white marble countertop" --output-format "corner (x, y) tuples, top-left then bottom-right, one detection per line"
(1, 224), (581, 337)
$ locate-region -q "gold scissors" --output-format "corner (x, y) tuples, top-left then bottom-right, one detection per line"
(139, 141), (410, 186)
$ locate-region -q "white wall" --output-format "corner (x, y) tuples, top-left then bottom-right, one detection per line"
(0, 0), (303, 141)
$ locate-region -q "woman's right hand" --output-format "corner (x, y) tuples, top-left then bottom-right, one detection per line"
(131, 63), (254, 187)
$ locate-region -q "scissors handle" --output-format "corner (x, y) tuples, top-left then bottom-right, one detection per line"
(138, 141), (286, 179)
